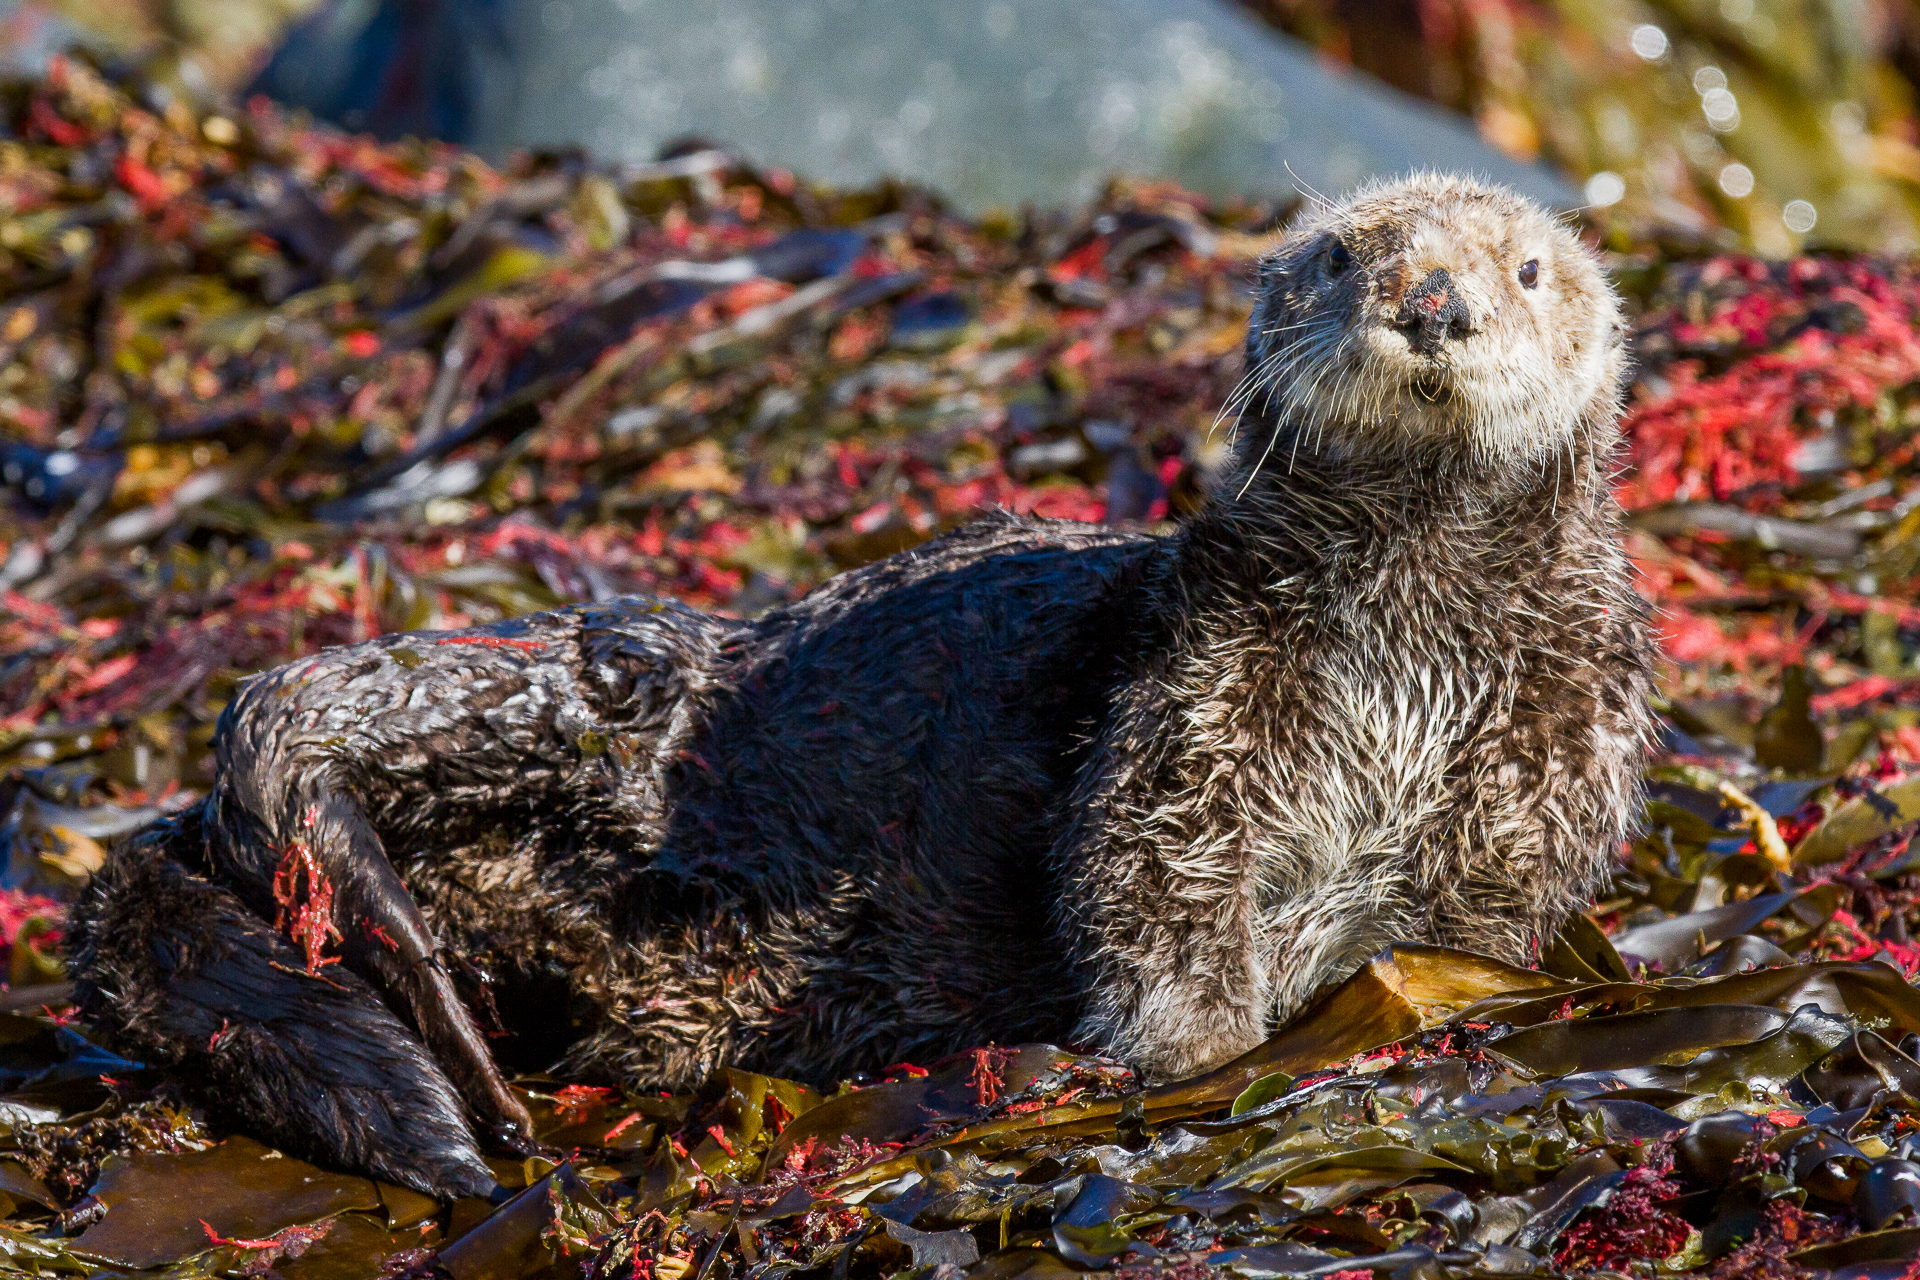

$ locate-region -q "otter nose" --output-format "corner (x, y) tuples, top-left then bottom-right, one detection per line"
(1395, 267), (1473, 354)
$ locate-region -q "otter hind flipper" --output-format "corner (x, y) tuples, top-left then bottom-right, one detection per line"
(69, 595), (740, 1192)
(67, 814), (501, 1199)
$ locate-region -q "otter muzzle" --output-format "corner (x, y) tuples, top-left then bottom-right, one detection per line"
(1396, 267), (1473, 354)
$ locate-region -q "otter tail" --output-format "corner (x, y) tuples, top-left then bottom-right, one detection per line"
(66, 807), (499, 1198)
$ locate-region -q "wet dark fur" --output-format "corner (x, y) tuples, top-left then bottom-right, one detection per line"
(69, 178), (1656, 1198)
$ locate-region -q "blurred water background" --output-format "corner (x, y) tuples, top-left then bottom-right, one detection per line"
(263, 0), (1575, 209)
(8, 0), (1920, 251)
(2, 0), (1572, 209)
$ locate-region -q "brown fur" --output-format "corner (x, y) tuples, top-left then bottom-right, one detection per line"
(1059, 173), (1652, 1074)
(68, 174), (1655, 1195)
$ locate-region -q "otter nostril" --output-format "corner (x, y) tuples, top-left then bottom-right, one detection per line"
(1396, 267), (1472, 352)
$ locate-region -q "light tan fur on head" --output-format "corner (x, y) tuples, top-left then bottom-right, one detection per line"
(1237, 172), (1626, 469)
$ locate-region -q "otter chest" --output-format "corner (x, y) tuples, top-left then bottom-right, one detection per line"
(1244, 597), (1507, 894)
(1304, 645), (1488, 811)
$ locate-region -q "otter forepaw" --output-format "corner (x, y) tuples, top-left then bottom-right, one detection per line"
(1086, 993), (1267, 1084)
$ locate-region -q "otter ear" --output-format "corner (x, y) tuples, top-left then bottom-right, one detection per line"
(1606, 317), (1628, 350)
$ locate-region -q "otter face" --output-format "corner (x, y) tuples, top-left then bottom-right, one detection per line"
(1241, 173), (1626, 466)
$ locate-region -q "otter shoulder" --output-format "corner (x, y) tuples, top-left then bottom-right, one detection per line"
(774, 511), (1157, 625)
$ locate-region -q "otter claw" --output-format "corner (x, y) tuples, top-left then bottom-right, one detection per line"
(487, 1125), (562, 1161)
(397, 956), (535, 1136)
(333, 849), (533, 1142)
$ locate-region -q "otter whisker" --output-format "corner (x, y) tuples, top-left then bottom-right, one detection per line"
(1283, 161), (1336, 214)
(1229, 329), (1331, 461)
(1293, 336), (1346, 459)
(1269, 345), (1336, 475)
(1208, 352), (1278, 440)
(1209, 354), (1281, 445)
(1235, 340), (1328, 497)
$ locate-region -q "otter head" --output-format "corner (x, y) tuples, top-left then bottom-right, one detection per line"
(1239, 173), (1626, 469)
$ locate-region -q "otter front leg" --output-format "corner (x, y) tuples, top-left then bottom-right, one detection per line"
(1422, 664), (1653, 962)
(1057, 798), (1270, 1081)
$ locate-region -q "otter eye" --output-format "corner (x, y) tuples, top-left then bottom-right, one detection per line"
(1327, 242), (1351, 275)
(1519, 259), (1539, 288)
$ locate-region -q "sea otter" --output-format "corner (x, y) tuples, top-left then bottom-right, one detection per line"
(69, 173), (1655, 1198)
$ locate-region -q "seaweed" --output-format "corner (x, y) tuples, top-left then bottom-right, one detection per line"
(11, 55), (1920, 1279)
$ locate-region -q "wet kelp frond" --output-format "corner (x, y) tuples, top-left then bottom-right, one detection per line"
(12, 57), (1920, 1278)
